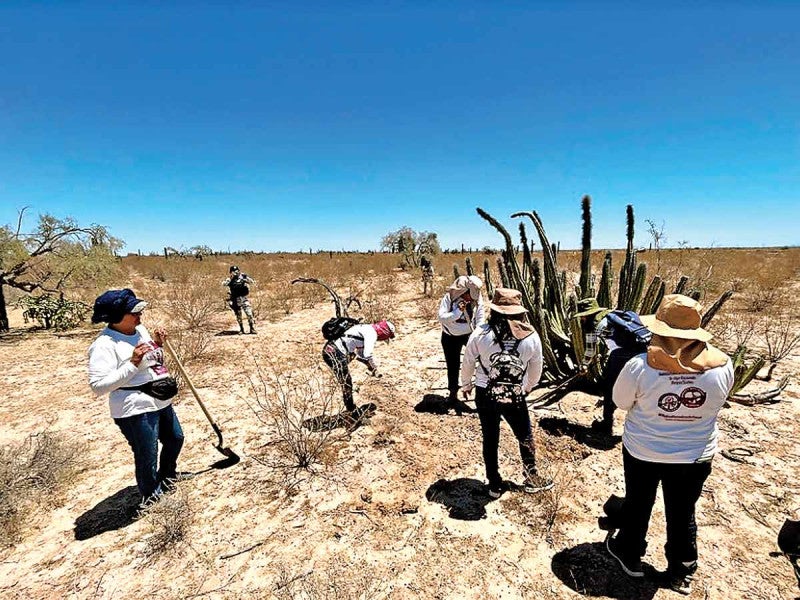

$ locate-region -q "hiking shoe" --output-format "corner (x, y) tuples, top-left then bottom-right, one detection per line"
(523, 473), (555, 494)
(667, 573), (693, 595)
(249, 329), (257, 334)
(487, 481), (508, 499)
(606, 534), (644, 578)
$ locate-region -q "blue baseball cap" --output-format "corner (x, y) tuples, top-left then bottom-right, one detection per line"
(91, 288), (148, 324)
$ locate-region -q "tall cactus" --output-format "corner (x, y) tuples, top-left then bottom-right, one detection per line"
(453, 264), (460, 281)
(674, 275), (689, 295)
(700, 289), (733, 328)
(579, 195), (592, 298)
(639, 275), (664, 315)
(483, 259), (494, 298)
(617, 205), (637, 309)
(628, 262), (648, 310)
(519, 222), (532, 284)
(496, 256), (511, 288)
(596, 252), (613, 308)
(465, 255), (474, 276)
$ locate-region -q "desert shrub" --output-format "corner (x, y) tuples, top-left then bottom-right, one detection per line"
(0, 432), (80, 545)
(141, 486), (193, 558)
(17, 294), (91, 330)
(759, 313), (800, 364)
(274, 557), (385, 600)
(164, 272), (225, 329)
(244, 353), (345, 473)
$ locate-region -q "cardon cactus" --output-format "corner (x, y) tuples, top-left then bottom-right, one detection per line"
(476, 201), (764, 403)
(579, 195), (592, 298)
(465, 255), (475, 276)
(483, 258), (494, 298)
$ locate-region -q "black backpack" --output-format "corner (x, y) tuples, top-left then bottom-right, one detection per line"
(228, 274), (250, 297)
(605, 310), (652, 352)
(479, 333), (526, 403)
(322, 316), (361, 341)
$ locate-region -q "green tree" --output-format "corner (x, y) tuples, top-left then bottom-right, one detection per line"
(380, 226), (441, 267)
(0, 208), (123, 332)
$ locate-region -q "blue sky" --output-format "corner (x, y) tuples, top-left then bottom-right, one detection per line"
(0, 2), (798, 253)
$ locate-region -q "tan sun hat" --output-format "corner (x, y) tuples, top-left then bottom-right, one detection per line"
(640, 294), (712, 342)
(489, 288), (528, 315)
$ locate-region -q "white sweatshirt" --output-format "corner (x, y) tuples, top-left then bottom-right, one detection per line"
(332, 324), (380, 371)
(438, 293), (485, 337)
(459, 324), (543, 394)
(613, 354), (735, 463)
(88, 325), (172, 419)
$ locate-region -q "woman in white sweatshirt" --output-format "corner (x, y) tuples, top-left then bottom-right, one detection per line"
(438, 275), (484, 414)
(87, 289), (183, 505)
(606, 295), (734, 596)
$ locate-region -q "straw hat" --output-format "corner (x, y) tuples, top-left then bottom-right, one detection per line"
(574, 297), (610, 320)
(488, 288), (528, 315)
(640, 294), (712, 342)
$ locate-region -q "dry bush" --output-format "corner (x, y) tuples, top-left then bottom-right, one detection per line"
(759, 313), (800, 364)
(0, 432), (80, 545)
(141, 486), (194, 558)
(164, 272), (225, 329)
(244, 352), (346, 473)
(274, 557), (385, 600)
(706, 311), (760, 352)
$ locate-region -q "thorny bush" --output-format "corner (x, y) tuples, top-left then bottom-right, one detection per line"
(141, 485), (194, 559)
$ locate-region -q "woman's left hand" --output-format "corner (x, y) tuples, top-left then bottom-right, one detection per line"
(153, 328), (167, 346)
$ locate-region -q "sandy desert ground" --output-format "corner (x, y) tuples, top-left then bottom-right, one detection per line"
(1, 253), (798, 600)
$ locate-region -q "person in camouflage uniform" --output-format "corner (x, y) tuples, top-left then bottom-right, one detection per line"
(420, 256), (435, 296)
(223, 266), (256, 334)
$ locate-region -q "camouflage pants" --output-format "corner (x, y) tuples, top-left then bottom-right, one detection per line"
(230, 296), (255, 331)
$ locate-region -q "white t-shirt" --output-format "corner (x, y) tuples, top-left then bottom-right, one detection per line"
(438, 293), (485, 337)
(613, 353), (735, 463)
(332, 324), (380, 370)
(460, 324), (543, 394)
(88, 325), (172, 419)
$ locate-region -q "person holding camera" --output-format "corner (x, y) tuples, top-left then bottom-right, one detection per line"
(438, 275), (484, 414)
(88, 289), (184, 506)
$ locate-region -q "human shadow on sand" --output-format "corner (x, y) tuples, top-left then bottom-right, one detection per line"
(551, 541), (660, 599)
(538, 417), (620, 451)
(74, 485), (140, 541)
(425, 477), (495, 521)
(414, 394), (475, 416)
(215, 330), (245, 336)
(302, 403), (377, 432)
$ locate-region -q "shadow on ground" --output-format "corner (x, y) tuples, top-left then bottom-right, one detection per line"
(538, 417), (621, 451)
(425, 477), (494, 521)
(551, 541), (660, 599)
(215, 330), (244, 336)
(414, 394), (475, 416)
(302, 403), (377, 432)
(74, 485), (140, 541)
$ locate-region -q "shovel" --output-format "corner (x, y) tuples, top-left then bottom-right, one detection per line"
(164, 339), (240, 467)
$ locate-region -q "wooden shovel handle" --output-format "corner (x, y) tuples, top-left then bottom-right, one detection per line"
(163, 338), (218, 428)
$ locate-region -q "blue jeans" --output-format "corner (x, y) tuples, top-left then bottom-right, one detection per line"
(115, 405), (185, 501)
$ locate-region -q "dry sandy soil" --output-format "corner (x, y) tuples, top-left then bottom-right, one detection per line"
(1, 269), (798, 600)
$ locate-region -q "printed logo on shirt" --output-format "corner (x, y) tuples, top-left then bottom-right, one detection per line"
(143, 342), (168, 376)
(657, 386), (708, 418)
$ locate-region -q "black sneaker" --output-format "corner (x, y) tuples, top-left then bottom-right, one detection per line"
(487, 481), (508, 499)
(606, 534), (644, 578)
(668, 573), (693, 595)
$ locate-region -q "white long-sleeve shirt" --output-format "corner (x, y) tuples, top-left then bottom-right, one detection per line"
(613, 354), (734, 463)
(459, 325), (543, 394)
(88, 325), (172, 419)
(438, 293), (485, 337)
(332, 324), (380, 371)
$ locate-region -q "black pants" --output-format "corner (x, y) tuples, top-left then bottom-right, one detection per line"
(322, 343), (355, 411)
(475, 387), (537, 487)
(441, 331), (470, 398)
(601, 347), (641, 424)
(617, 446), (712, 573)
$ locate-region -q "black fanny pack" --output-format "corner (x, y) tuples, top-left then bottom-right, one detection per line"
(121, 376), (178, 401)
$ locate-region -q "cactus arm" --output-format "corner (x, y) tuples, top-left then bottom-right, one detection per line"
(700, 290), (733, 328)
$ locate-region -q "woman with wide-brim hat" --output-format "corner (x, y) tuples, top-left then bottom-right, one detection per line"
(438, 275), (485, 414)
(459, 287), (553, 498)
(605, 294), (734, 595)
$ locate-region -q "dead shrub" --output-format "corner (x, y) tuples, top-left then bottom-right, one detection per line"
(165, 272), (225, 329)
(759, 313), (800, 364)
(244, 353), (346, 473)
(141, 486), (194, 558)
(274, 557), (385, 600)
(0, 432), (80, 545)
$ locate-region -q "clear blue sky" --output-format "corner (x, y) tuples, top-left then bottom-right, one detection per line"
(1, 2), (798, 253)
